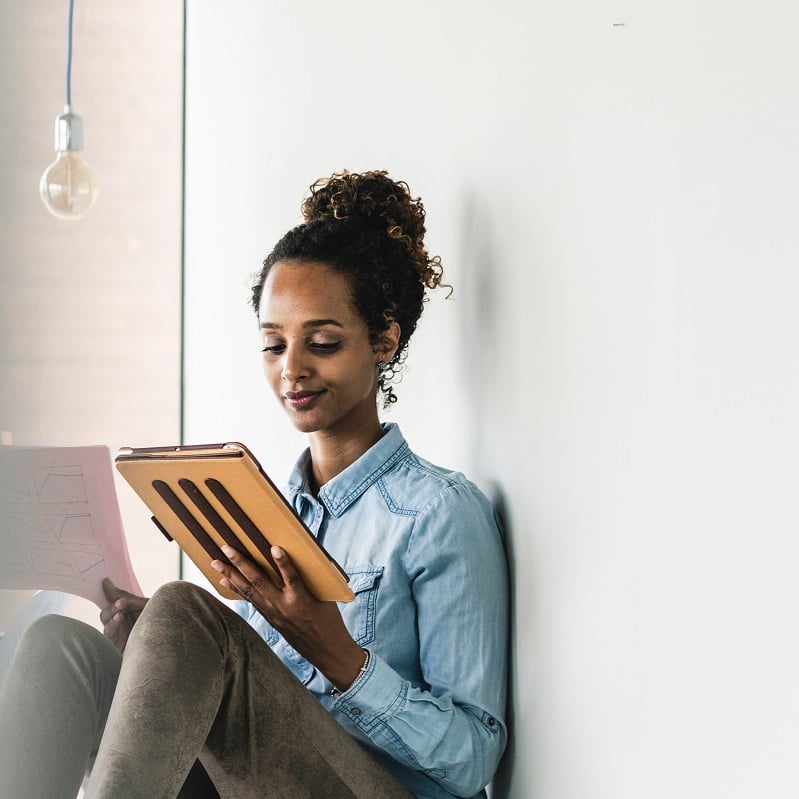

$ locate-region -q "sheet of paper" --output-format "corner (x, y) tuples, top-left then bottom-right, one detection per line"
(0, 445), (142, 607)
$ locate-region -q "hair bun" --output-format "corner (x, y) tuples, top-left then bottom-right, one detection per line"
(300, 170), (444, 294)
(302, 170), (425, 244)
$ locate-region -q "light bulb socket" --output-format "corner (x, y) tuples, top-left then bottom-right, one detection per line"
(54, 106), (83, 151)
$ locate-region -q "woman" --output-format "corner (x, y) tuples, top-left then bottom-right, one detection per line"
(0, 171), (509, 799)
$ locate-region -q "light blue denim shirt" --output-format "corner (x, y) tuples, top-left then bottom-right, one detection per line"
(235, 423), (509, 798)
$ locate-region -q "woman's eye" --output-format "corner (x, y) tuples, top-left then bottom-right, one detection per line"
(310, 341), (341, 353)
(261, 343), (285, 354)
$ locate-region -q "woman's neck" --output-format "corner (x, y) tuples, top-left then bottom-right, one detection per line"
(307, 419), (385, 494)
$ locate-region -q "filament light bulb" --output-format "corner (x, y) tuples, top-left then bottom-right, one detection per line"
(39, 107), (98, 220)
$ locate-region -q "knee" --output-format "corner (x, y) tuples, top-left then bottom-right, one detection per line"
(143, 580), (221, 629)
(149, 580), (214, 610)
(17, 614), (97, 659)
(129, 581), (231, 659)
(8, 614), (119, 689)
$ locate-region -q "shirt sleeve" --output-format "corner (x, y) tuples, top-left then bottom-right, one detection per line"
(332, 482), (509, 797)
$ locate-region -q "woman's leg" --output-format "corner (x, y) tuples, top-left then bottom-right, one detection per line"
(0, 613), (220, 799)
(0, 614), (120, 799)
(85, 581), (414, 799)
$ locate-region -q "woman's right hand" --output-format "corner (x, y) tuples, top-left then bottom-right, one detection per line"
(100, 577), (149, 654)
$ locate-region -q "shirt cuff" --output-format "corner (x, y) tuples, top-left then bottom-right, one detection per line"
(331, 650), (405, 729)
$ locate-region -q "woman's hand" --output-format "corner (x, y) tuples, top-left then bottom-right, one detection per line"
(100, 578), (149, 654)
(211, 546), (365, 691)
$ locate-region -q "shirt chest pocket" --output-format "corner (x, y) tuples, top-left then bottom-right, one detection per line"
(340, 566), (383, 647)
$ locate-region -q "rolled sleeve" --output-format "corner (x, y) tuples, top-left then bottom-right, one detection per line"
(334, 652), (506, 797)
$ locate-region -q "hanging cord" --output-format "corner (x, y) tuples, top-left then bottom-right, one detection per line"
(66, 0), (75, 107)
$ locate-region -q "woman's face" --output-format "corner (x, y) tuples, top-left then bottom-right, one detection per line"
(257, 260), (397, 438)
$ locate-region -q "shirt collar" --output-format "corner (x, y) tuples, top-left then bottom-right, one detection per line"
(285, 422), (409, 517)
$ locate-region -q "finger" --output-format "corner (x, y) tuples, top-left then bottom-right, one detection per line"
(100, 597), (125, 625)
(210, 558), (239, 584)
(102, 577), (125, 603)
(211, 558), (258, 601)
(102, 610), (124, 636)
(103, 577), (136, 596)
(224, 573), (255, 601)
(214, 575), (255, 603)
(103, 577), (145, 601)
(103, 611), (130, 650)
(99, 594), (147, 626)
(122, 595), (148, 614)
(270, 546), (301, 590)
(221, 546), (282, 592)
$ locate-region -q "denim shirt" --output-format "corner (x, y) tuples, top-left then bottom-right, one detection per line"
(234, 423), (509, 799)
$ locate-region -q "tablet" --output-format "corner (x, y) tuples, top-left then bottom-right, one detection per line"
(115, 442), (354, 602)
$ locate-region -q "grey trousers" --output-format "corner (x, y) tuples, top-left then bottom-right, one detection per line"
(0, 581), (415, 799)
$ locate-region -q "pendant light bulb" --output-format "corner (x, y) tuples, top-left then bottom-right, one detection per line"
(39, 107), (98, 221)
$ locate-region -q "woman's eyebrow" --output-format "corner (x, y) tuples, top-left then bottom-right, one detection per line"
(259, 319), (345, 330)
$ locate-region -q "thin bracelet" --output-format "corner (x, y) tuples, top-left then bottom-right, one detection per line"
(331, 647), (370, 698)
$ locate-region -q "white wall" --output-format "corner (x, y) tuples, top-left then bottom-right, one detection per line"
(184, 2), (799, 797)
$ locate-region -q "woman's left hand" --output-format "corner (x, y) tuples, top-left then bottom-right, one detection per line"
(100, 578), (149, 654)
(211, 545), (365, 691)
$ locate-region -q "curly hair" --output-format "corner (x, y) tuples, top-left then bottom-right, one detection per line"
(251, 170), (448, 406)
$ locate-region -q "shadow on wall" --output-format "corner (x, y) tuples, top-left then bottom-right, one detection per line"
(455, 192), (499, 476)
(454, 194), (517, 798)
(487, 483), (516, 799)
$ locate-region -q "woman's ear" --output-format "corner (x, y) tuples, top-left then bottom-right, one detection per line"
(376, 321), (401, 364)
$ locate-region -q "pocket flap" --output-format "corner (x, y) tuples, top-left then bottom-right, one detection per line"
(345, 566), (384, 594)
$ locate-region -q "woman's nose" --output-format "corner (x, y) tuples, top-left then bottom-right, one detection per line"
(281, 346), (309, 382)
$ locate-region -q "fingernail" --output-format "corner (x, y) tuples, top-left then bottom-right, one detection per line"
(271, 546), (283, 559)
(211, 560), (224, 572)
(222, 545), (236, 558)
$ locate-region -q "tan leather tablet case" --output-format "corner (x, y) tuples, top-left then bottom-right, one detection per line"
(115, 443), (354, 602)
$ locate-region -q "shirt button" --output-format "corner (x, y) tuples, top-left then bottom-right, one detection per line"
(487, 717), (496, 727)
(351, 707), (362, 717)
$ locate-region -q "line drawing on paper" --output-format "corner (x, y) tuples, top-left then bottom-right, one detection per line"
(34, 465), (88, 505)
(0, 445), (143, 605)
(1, 462), (104, 586)
(1, 511), (105, 580)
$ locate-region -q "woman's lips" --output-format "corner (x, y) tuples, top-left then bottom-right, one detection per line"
(284, 390), (324, 410)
